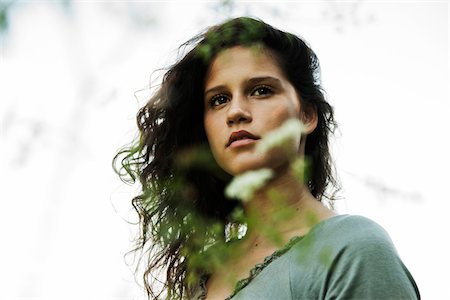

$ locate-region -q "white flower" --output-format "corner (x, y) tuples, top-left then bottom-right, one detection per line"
(225, 168), (274, 202)
(256, 118), (306, 155)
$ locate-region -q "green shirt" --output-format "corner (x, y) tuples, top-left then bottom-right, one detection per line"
(228, 214), (420, 299)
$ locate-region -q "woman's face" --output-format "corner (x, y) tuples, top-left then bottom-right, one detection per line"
(203, 46), (306, 176)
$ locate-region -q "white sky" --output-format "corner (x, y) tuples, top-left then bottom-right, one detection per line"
(1, 1), (449, 299)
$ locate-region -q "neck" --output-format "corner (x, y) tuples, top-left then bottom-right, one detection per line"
(241, 166), (335, 250)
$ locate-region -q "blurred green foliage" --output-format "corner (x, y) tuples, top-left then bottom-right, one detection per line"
(0, 1), (11, 33)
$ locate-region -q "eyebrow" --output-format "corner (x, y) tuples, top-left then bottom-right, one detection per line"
(204, 85), (227, 97)
(204, 76), (282, 96)
(247, 76), (282, 86)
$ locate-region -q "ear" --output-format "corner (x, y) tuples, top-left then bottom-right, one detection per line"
(301, 104), (318, 135)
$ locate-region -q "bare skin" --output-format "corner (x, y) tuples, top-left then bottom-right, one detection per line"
(205, 167), (336, 300)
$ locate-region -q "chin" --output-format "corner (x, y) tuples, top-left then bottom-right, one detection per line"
(227, 157), (287, 176)
(221, 160), (262, 176)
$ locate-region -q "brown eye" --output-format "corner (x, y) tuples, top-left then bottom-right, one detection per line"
(210, 94), (229, 107)
(251, 86), (273, 97)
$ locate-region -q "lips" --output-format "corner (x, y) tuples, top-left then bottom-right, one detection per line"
(227, 130), (260, 147)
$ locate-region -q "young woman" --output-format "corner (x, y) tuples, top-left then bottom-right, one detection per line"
(115, 17), (420, 299)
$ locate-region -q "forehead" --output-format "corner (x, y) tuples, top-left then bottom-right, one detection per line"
(205, 46), (286, 85)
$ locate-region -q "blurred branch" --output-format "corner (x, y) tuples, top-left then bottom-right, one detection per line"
(322, 0), (376, 33)
(345, 171), (424, 204)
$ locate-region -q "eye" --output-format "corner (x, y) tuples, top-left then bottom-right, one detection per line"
(251, 85), (274, 97)
(209, 94), (230, 107)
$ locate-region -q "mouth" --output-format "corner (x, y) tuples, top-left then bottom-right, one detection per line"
(227, 130), (261, 148)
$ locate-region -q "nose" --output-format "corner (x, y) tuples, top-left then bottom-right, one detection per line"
(226, 96), (252, 126)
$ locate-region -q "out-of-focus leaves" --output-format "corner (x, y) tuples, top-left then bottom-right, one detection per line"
(0, 0), (74, 35)
(0, 1), (12, 33)
(212, 0), (235, 16)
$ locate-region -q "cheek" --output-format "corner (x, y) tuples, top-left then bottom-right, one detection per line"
(204, 117), (213, 146)
(204, 115), (223, 152)
(269, 101), (301, 125)
(264, 100), (302, 151)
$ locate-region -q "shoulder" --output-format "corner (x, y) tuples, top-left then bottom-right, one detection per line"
(288, 214), (400, 278)
(316, 214), (399, 265)
(308, 214), (395, 250)
(301, 214), (421, 299)
(316, 214), (389, 235)
(290, 214), (401, 275)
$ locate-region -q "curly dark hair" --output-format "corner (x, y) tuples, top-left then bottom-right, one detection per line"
(114, 17), (338, 299)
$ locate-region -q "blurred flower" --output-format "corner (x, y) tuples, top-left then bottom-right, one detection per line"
(225, 168), (274, 202)
(256, 118), (305, 155)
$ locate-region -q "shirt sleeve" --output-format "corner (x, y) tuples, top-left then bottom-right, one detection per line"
(323, 217), (420, 300)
